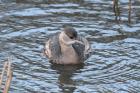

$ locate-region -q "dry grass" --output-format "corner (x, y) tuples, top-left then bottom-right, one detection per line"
(0, 58), (13, 93)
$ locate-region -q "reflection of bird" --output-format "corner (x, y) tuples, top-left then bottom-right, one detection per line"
(51, 64), (84, 93)
(44, 26), (92, 64)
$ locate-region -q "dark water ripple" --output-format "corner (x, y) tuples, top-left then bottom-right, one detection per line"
(0, 0), (140, 93)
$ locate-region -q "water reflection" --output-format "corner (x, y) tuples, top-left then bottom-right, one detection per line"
(0, 0), (140, 93)
(51, 64), (84, 93)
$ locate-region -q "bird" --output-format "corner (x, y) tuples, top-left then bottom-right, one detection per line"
(44, 26), (92, 64)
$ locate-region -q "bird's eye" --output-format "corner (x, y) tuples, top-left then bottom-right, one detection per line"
(70, 37), (74, 39)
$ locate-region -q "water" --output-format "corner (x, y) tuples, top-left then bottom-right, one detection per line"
(0, 0), (140, 93)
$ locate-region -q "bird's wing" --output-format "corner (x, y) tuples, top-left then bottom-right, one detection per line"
(72, 36), (92, 61)
(45, 32), (61, 60)
(72, 36), (85, 61)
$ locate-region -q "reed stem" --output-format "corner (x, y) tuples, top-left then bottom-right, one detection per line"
(0, 58), (13, 93)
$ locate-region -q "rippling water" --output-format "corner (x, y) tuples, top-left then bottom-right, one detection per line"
(0, 0), (140, 93)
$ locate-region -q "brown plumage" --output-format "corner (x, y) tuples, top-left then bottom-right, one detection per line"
(44, 26), (92, 64)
